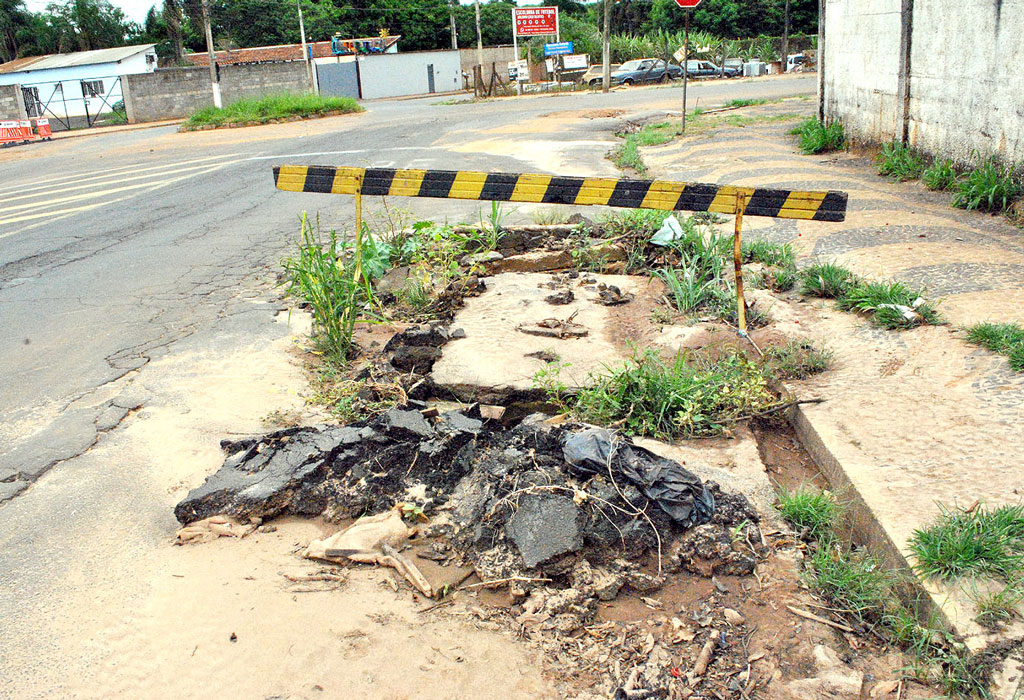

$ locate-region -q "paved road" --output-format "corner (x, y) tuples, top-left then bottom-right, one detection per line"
(0, 74), (814, 502)
(0, 76), (816, 697)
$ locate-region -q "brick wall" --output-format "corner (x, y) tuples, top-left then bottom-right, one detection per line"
(0, 84), (27, 120)
(123, 61), (310, 122)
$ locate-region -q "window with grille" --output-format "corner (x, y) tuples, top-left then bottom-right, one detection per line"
(81, 80), (104, 98)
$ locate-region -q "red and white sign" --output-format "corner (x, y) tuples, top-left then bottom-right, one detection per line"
(514, 7), (559, 36)
(674, 0), (704, 7)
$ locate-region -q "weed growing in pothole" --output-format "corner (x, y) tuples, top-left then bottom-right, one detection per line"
(966, 322), (1024, 371)
(565, 349), (777, 439)
(763, 340), (833, 379)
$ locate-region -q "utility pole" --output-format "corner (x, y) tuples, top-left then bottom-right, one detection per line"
(681, 9), (689, 134)
(297, 0), (315, 92)
(474, 0), (484, 68)
(601, 0), (612, 92)
(449, 0), (458, 50)
(781, 0), (791, 72)
(201, 0), (221, 108)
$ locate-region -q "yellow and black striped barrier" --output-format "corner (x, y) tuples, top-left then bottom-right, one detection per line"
(272, 165), (849, 336)
(273, 165), (847, 222)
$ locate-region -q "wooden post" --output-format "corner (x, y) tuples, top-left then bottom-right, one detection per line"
(733, 193), (748, 335)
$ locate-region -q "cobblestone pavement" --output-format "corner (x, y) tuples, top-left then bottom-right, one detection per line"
(645, 101), (1024, 670)
(646, 100), (1024, 328)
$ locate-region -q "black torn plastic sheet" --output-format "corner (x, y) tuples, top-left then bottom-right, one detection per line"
(562, 428), (715, 528)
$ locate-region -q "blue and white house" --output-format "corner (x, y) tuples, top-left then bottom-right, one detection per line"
(0, 44), (157, 125)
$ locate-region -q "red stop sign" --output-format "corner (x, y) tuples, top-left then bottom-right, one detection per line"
(674, 0), (703, 7)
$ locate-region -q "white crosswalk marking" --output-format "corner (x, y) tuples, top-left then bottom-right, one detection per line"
(0, 156), (238, 234)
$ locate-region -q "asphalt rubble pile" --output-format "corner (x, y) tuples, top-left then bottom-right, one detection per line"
(176, 401), (768, 697)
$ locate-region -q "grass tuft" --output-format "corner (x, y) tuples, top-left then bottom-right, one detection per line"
(923, 158), (958, 191)
(876, 140), (927, 181)
(953, 157), (1022, 212)
(839, 280), (940, 329)
(776, 487), (840, 539)
(800, 262), (858, 298)
(742, 240), (795, 268)
(764, 340), (833, 379)
(724, 98), (767, 108)
(566, 349), (777, 439)
(184, 93), (361, 129)
(966, 322), (1024, 371)
(791, 117), (845, 154)
(908, 503), (1024, 582)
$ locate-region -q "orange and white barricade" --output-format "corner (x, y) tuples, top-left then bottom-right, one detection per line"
(19, 119), (36, 141)
(0, 120), (22, 144)
(33, 118), (52, 139)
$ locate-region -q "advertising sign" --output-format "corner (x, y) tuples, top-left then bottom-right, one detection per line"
(514, 7), (558, 36)
(544, 41), (573, 56)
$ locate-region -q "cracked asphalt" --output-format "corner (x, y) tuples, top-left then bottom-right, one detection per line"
(0, 75), (814, 697)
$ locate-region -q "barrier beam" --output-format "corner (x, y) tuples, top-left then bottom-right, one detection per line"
(273, 165), (849, 337)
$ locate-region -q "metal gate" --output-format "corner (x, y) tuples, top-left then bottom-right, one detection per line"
(316, 62), (360, 99)
(18, 76), (125, 130)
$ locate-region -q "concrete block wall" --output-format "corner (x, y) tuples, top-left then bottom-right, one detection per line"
(357, 50), (461, 99)
(123, 61), (309, 122)
(824, 0), (1024, 164)
(0, 84), (27, 120)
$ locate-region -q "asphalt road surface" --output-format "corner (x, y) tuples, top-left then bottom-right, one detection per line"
(0, 74), (814, 695)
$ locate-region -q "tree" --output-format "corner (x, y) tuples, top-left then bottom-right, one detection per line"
(1, 0), (29, 61)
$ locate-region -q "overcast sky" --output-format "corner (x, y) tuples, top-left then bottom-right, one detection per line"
(23, 0), (542, 25)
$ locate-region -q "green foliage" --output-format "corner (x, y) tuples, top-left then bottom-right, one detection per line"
(791, 117), (846, 154)
(775, 487), (839, 539)
(610, 137), (646, 175)
(876, 140), (927, 182)
(799, 262), (857, 298)
(752, 265), (796, 292)
(183, 93), (361, 129)
(655, 266), (721, 314)
(909, 504), (1024, 582)
(966, 322), (1024, 371)
(280, 214), (374, 366)
(569, 349), (777, 439)
(764, 340), (832, 379)
(724, 98), (767, 108)
(741, 240), (794, 268)
(839, 280), (940, 329)
(807, 543), (895, 626)
(953, 157), (1022, 212)
(923, 158), (958, 191)
(972, 584), (1024, 629)
(601, 208), (671, 239)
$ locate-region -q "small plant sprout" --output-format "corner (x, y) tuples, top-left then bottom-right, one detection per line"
(876, 140), (927, 181)
(799, 263), (858, 298)
(791, 117), (846, 154)
(966, 322), (1024, 371)
(775, 486), (840, 540)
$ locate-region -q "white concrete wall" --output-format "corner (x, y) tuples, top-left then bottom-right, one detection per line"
(355, 50), (462, 99)
(824, 0), (1024, 164)
(822, 0), (902, 141)
(907, 1), (1024, 163)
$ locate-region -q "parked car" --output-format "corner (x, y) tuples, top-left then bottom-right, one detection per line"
(786, 53), (806, 71)
(595, 58), (682, 86)
(684, 59), (741, 79)
(579, 63), (620, 86)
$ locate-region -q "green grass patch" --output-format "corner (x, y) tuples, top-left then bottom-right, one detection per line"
(723, 98), (768, 108)
(601, 208), (671, 238)
(923, 158), (958, 191)
(972, 584), (1024, 629)
(909, 503), (1024, 582)
(876, 140), (927, 181)
(966, 322), (1024, 371)
(790, 117), (846, 154)
(953, 157), (1022, 212)
(751, 265), (797, 292)
(609, 121), (679, 175)
(776, 486), (840, 539)
(742, 240), (795, 268)
(838, 280), (940, 329)
(764, 340), (832, 379)
(563, 349), (777, 439)
(184, 93), (362, 129)
(281, 215), (376, 366)
(799, 262), (858, 298)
